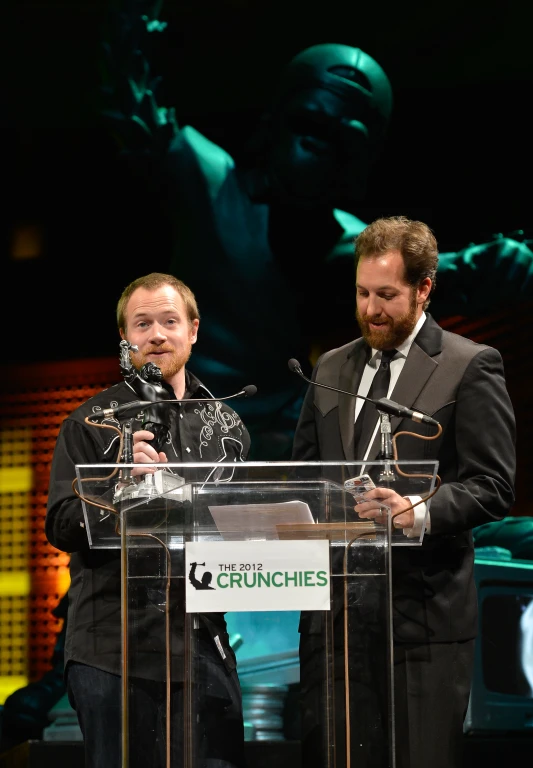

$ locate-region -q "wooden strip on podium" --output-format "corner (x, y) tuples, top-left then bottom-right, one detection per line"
(275, 522), (377, 540)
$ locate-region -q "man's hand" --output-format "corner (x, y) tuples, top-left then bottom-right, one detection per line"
(132, 429), (168, 475)
(354, 486), (414, 530)
(100, 0), (178, 152)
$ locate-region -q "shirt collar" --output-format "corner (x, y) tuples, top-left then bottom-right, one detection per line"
(369, 311), (426, 367)
(183, 368), (214, 399)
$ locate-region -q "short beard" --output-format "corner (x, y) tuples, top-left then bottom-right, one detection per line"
(356, 293), (419, 350)
(130, 346), (192, 381)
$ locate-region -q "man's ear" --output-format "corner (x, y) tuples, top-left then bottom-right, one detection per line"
(418, 278), (432, 305)
(190, 319), (199, 344)
(119, 328), (126, 340)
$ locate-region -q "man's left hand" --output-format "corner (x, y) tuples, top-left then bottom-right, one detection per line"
(355, 487), (414, 529)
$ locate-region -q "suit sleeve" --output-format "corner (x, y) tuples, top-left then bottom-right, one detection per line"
(429, 347), (516, 535)
(291, 361), (321, 462)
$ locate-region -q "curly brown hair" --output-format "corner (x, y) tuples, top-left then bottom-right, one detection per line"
(354, 216), (438, 308)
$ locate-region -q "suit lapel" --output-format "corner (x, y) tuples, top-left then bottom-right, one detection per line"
(367, 315), (443, 460)
(339, 341), (369, 460)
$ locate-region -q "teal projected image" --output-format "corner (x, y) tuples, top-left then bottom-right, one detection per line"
(226, 611), (300, 664)
(101, 6), (533, 462)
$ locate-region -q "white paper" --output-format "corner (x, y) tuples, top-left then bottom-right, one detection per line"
(208, 499), (314, 540)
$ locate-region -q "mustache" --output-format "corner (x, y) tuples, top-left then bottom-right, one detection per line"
(359, 314), (391, 325)
(140, 346), (175, 355)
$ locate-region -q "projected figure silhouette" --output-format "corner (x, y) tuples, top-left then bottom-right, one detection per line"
(102, 2), (533, 459)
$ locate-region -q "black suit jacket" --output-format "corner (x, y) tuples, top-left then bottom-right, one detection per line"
(292, 314), (516, 643)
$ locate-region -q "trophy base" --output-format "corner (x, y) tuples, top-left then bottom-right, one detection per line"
(113, 470), (192, 529)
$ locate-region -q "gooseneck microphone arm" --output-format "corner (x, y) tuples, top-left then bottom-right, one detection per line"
(288, 358), (440, 427)
(91, 385), (258, 421)
(289, 358), (397, 473)
(288, 357), (443, 515)
(288, 358), (372, 402)
(74, 384), (258, 509)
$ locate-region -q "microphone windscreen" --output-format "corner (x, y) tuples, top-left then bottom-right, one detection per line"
(242, 385), (257, 397)
(288, 358), (301, 373)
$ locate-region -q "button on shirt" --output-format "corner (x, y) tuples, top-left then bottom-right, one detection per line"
(355, 312), (429, 537)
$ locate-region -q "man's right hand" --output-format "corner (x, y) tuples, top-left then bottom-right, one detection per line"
(100, 0), (178, 152)
(132, 429), (168, 475)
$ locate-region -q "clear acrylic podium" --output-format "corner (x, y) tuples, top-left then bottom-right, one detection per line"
(76, 459), (438, 768)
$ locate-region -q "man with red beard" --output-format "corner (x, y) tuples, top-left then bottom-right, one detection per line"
(46, 273), (250, 768)
(292, 217), (516, 768)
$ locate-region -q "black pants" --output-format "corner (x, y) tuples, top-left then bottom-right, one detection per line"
(394, 640), (475, 768)
(66, 662), (246, 768)
(300, 638), (475, 768)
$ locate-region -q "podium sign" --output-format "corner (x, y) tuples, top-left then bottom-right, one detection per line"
(185, 539), (331, 612)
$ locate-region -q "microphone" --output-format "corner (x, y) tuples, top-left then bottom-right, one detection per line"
(372, 398), (440, 427)
(92, 385), (257, 420)
(288, 358), (305, 375)
(288, 358), (439, 427)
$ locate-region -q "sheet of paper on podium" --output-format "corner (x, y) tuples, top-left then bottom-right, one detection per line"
(208, 499), (314, 540)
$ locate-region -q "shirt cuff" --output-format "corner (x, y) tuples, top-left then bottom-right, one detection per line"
(402, 495), (430, 539)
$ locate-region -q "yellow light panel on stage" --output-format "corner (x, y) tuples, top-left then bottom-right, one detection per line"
(0, 357), (118, 687)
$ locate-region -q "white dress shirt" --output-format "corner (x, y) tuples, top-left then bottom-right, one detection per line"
(355, 312), (429, 537)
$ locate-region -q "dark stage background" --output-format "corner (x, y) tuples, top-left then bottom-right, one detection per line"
(3, 0), (533, 361)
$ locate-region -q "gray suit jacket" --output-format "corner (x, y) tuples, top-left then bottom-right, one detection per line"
(292, 314), (516, 643)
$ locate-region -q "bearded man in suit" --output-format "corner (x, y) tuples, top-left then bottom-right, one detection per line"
(292, 215), (516, 768)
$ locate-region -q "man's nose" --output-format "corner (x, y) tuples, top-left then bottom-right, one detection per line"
(149, 324), (167, 341)
(366, 294), (383, 317)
